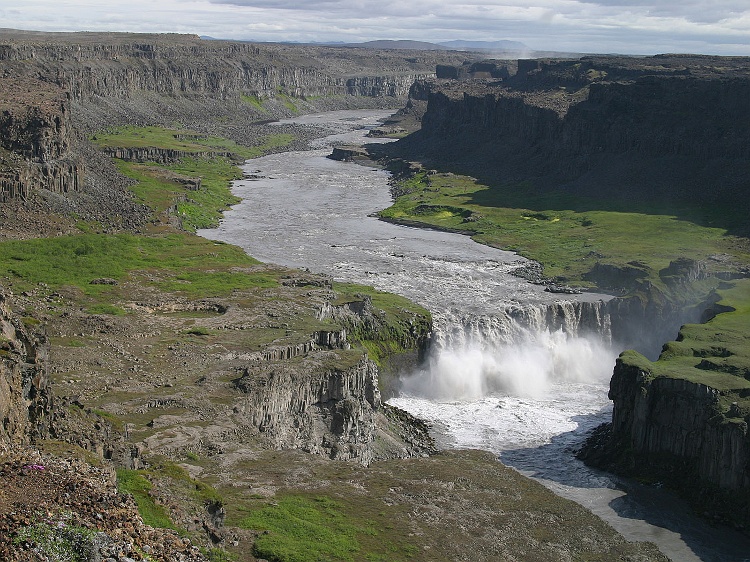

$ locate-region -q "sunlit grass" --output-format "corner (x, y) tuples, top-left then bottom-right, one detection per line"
(380, 171), (749, 287)
(0, 233), (273, 298)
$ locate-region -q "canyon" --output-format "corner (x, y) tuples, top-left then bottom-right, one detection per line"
(1, 28), (749, 561)
(374, 54), (750, 534)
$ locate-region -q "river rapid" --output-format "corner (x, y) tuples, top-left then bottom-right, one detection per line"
(199, 110), (750, 562)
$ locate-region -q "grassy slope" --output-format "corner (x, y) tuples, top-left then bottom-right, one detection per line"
(379, 167), (750, 412)
(93, 126), (294, 231)
(0, 125), (436, 560)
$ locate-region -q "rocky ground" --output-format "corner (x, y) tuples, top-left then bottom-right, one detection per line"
(0, 443), (209, 562)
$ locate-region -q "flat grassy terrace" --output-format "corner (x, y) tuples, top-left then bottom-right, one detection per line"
(379, 170), (750, 288)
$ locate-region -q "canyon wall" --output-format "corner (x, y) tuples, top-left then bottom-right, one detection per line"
(399, 55), (750, 220)
(0, 77), (82, 202)
(605, 355), (750, 491)
(0, 33), (443, 101)
(0, 30), (468, 206)
(0, 291), (52, 444)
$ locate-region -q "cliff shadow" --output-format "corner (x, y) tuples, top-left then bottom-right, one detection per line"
(375, 134), (750, 237)
(499, 413), (750, 562)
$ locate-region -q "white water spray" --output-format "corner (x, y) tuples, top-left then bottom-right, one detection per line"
(400, 305), (617, 401)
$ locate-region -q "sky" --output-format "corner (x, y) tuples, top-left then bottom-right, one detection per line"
(2, 0), (750, 56)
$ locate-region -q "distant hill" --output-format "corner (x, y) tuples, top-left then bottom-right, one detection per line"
(344, 40), (449, 50)
(438, 40), (529, 52)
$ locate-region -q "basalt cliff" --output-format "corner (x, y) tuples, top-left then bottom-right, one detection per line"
(391, 55), (750, 233)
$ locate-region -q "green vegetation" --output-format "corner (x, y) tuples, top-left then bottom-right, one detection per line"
(116, 468), (176, 529)
(14, 514), (98, 562)
(117, 461), (221, 532)
(94, 126), (293, 230)
(0, 232), (274, 298)
(241, 94), (267, 113)
(276, 90), (299, 113)
(86, 303), (126, 315)
(622, 278), (750, 413)
(92, 125), (292, 160)
(239, 496), (373, 562)
(380, 170), (750, 287)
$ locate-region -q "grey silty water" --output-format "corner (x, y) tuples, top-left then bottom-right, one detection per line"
(199, 110), (750, 562)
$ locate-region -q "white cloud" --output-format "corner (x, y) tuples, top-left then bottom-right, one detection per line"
(0, 0), (748, 55)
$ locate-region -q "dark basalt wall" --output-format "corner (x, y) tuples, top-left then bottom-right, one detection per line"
(399, 55), (750, 214)
(0, 77), (82, 202)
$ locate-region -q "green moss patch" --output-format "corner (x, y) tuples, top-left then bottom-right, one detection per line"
(116, 468), (176, 529)
(0, 233), (273, 298)
(380, 170), (750, 289)
(240, 496), (360, 562)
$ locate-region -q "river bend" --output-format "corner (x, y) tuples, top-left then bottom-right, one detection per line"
(199, 110), (750, 562)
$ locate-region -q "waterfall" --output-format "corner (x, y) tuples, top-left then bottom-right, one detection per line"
(400, 300), (617, 401)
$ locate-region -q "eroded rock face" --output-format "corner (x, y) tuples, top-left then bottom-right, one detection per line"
(234, 356), (386, 464)
(0, 290), (52, 444)
(394, 55), (750, 223)
(579, 354), (750, 525)
(0, 77), (82, 202)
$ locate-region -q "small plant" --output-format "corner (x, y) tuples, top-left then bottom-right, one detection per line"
(86, 303), (126, 316)
(202, 546), (236, 561)
(116, 469), (175, 529)
(14, 513), (99, 562)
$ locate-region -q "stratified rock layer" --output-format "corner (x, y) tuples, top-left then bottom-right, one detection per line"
(394, 55), (750, 226)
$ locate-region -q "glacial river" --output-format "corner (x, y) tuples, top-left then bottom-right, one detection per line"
(199, 110), (750, 562)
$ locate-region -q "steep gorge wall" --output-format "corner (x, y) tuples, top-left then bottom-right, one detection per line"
(605, 357), (750, 492)
(0, 291), (52, 444)
(0, 77), (82, 202)
(403, 55), (750, 210)
(0, 36), (438, 101)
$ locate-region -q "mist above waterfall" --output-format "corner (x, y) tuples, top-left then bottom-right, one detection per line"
(400, 306), (618, 401)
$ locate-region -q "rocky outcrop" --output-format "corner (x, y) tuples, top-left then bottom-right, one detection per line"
(579, 349), (750, 528)
(0, 77), (82, 202)
(228, 295), (433, 464)
(100, 146), (236, 164)
(0, 290), (52, 444)
(328, 145), (369, 161)
(234, 356), (385, 464)
(609, 357), (742, 485)
(232, 352), (434, 465)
